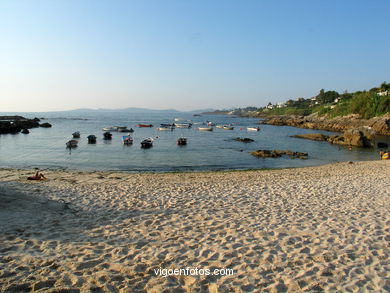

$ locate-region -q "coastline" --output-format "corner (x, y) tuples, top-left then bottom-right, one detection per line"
(1, 160), (389, 292)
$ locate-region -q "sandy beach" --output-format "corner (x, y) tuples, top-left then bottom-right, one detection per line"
(0, 160), (389, 292)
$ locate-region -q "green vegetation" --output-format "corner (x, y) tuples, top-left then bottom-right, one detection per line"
(261, 82), (390, 119)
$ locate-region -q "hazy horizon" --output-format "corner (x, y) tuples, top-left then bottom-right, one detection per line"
(1, 0), (389, 112)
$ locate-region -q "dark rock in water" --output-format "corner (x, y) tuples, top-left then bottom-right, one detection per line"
(33, 117), (40, 122)
(251, 149), (308, 159)
(377, 142), (388, 148)
(0, 116), (41, 134)
(40, 122), (52, 128)
(291, 133), (329, 141)
(21, 129), (30, 134)
(234, 137), (254, 143)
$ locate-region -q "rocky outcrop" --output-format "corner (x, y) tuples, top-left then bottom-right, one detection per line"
(291, 133), (329, 141)
(0, 116), (50, 134)
(290, 127), (375, 147)
(262, 114), (390, 136)
(251, 149), (308, 159)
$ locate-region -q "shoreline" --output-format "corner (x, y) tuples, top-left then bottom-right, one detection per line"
(1, 160), (389, 291)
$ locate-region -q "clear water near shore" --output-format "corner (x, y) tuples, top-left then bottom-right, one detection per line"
(0, 111), (388, 172)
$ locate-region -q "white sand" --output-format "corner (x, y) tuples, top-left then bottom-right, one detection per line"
(0, 160), (389, 292)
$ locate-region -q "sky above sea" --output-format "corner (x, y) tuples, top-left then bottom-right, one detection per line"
(1, 0), (389, 112)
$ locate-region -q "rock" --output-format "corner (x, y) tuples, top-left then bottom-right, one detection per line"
(377, 142), (388, 148)
(329, 128), (373, 147)
(291, 133), (329, 141)
(0, 116), (42, 134)
(262, 114), (390, 136)
(40, 122), (52, 128)
(234, 137), (254, 143)
(251, 149), (308, 159)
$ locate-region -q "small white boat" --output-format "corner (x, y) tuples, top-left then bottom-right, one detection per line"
(66, 140), (78, 148)
(216, 125), (224, 129)
(175, 123), (192, 128)
(102, 126), (118, 132)
(122, 135), (133, 145)
(141, 138), (153, 148)
(247, 127), (260, 132)
(198, 127), (213, 131)
(223, 125), (234, 130)
(207, 121), (216, 126)
(174, 118), (184, 122)
(157, 127), (173, 131)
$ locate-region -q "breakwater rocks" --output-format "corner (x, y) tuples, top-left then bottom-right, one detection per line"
(0, 116), (52, 134)
(261, 114), (390, 136)
(291, 127), (376, 148)
(251, 149), (308, 159)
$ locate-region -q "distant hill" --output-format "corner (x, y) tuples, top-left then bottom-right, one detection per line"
(67, 107), (181, 113)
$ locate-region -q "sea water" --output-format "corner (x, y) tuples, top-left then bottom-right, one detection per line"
(0, 111), (387, 172)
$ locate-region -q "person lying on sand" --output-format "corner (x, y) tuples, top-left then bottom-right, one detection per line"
(27, 171), (47, 180)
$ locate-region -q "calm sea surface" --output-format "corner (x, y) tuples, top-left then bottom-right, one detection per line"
(0, 111), (388, 172)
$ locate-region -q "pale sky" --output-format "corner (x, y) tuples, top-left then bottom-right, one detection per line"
(1, 0), (389, 112)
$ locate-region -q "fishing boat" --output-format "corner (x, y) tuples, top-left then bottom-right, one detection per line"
(223, 125), (234, 130)
(122, 135), (133, 145)
(141, 138), (153, 148)
(247, 127), (260, 131)
(138, 124), (153, 128)
(177, 137), (187, 145)
(103, 132), (112, 140)
(66, 140), (78, 148)
(102, 126), (118, 132)
(198, 127), (213, 131)
(160, 123), (175, 127)
(72, 131), (80, 138)
(175, 123), (192, 128)
(87, 135), (97, 143)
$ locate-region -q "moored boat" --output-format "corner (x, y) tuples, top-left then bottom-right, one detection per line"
(216, 125), (224, 129)
(177, 137), (187, 145)
(198, 127), (213, 131)
(72, 131), (80, 138)
(141, 138), (153, 148)
(223, 125), (234, 130)
(102, 126), (118, 132)
(138, 124), (153, 128)
(103, 132), (112, 140)
(157, 126), (173, 131)
(122, 135), (133, 145)
(175, 123), (192, 128)
(87, 135), (97, 143)
(247, 127), (260, 132)
(66, 140), (78, 148)
(207, 121), (216, 126)
(117, 126), (131, 132)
